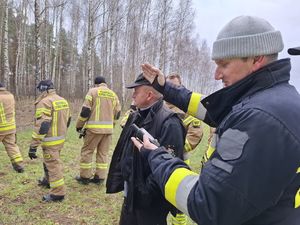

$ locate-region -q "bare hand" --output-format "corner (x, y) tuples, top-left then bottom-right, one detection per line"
(131, 135), (158, 151)
(141, 63), (166, 86)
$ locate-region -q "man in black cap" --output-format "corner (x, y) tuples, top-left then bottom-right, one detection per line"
(288, 46), (300, 55)
(106, 73), (185, 225)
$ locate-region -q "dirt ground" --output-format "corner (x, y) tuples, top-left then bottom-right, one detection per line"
(15, 98), (83, 131)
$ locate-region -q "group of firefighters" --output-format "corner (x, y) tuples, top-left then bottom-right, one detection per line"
(1, 15), (300, 225)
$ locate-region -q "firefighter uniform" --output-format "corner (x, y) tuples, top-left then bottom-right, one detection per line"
(76, 82), (121, 183)
(30, 88), (70, 199)
(0, 86), (24, 172)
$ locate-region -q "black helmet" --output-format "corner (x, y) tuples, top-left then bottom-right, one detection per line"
(37, 79), (54, 92)
(94, 76), (106, 85)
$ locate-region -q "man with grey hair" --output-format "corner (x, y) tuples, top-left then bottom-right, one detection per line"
(107, 73), (185, 225)
(132, 16), (300, 224)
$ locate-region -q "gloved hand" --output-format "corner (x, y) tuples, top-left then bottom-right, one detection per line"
(28, 147), (37, 160)
(141, 63), (166, 86)
(76, 127), (82, 133)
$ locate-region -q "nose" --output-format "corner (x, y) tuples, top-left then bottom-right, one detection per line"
(214, 67), (223, 81)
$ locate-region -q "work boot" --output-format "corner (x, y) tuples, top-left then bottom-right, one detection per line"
(38, 177), (50, 189)
(75, 175), (90, 185)
(12, 163), (24, 173)
(90, 175), (105, 185)
(42, 194), (64, 202)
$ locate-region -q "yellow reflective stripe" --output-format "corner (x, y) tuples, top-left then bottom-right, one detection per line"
(98, 90), (115, 98)
(11, 153), (23, 163)
(171, 213), (187, 225)
(53, 100), (69, 111)
(95, 98), (100, 121)
(35, 108), (51, 118)
(32, 131), (46, 140)
(165, 168), (197, 207)
(0, 103), (6, 124)
(297, 167), (300, 173)
(184, 139), (193, 152)
(96, 163), (108, 169)
(85, 95), (92, 101)
(80, 162), (93, 169)
(206, 145), (215, 160)
(182, 116), (194, 126)
(50, 178), (64, 189)
(184, 159), (190, 165)
(79, 116), (88, 122)
(85, 124), (113, 129)
(52, 111), (58, 136)
(187, 93), (202, 117)
(295, 188), (300, 208)
(0, 124), (16, 131)
(42, 139), (65, 146)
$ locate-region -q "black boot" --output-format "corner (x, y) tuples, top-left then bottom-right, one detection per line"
(90, 175), (104, 185)
(12, 163), (24, 173)
(75, 175), (90, 185)
(42, 194), (64, 202)
(38, 177), (50, 188)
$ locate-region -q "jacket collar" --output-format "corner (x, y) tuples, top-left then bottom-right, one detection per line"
(35, 89), (56, 105)
(202, 58), (291, 126)
(137, 98), (164, 126)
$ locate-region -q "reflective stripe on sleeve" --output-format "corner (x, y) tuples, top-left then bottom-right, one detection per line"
(80, 162), (93, 169)
(165, 168), (198, 216)
(0, 124), (16, 131)
(85, 95), (92, 101)
(32, 131), (46, 140)
(11, 153), (23, 163)
(35, 108), (51, 118)
(187, 93), (207, 120)
(295, 167), (300, 208)
(184, 139), (193, 152)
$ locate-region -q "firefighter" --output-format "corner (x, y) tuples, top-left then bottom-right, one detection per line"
(28, 79), (71, 202)
(0, 82), (24, 173)
(120, 101), (137, 128)
(75, 76), (121, 185)
(136, 16), (300, 225)
(165, 74), (203, 225)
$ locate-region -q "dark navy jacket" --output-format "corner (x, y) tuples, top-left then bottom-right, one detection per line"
(144, 59), (300, 225)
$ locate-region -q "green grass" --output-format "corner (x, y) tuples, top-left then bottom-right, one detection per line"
(0, 121), (210, 225)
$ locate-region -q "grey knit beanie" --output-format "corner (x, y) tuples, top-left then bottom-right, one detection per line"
(212, 16), (284, 60)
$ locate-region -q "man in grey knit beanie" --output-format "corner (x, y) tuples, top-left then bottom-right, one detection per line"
(138, 15), (300, 225)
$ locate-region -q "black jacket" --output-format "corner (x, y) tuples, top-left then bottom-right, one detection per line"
(106, 99), (185, 211)
(143, 59), (300, 225)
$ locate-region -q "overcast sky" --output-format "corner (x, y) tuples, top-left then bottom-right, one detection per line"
(192, 0), (300, 91)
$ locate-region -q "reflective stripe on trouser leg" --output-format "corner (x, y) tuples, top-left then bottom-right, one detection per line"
(43, 144), (65, 196)
(165, 168), (198, 216)
(80, 131), (101, 178)
(95, 134), (112, 179)
(2, 133), (24, 166)
(171, 212), (187, 225)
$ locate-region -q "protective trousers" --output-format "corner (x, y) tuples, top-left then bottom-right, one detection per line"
(80, 130), (112, 179)
(42, 143), (65, 196)
(0, 133), (24, 167)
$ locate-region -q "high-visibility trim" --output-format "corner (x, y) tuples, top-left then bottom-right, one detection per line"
(32, 131), (46, 140)
(53, 100), (69, 111)
(43, 153), (51, 159)
(52, 111), (58, 137)
(11, 153), (23, 163)
(171, 213), (187, 225)
(165, 168), (198, 215)
(79, 116), (88, 122)
(187, 92), (207, 120)
(297, 167), (300, 173)
(80, 162), (92, 169)
(184, 159), (190, 165)
(0, 103), (6, 124)
(50, 178), (64, 189)
(35, 108), (51, 118)
(184, 139), (193, 153)
(85, 95), (92, 101)
(295, 188), (300, 208)
(98, 90), (115, 99)
(183, 116), (194, 126)
(85, 121), (113, 129)
(42, 136), (65, 146)
(95, 98), (100, 121)
(96, 163), (108, 169)
(0, 124), (16, 131)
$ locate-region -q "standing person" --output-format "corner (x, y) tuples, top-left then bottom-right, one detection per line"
(28, 79), (71, 202)
(0, 82), (24, 173)
(165, 73), (203, 225)
(120, 101), (137, 128)
(135, 15), (300, 224)
(106, 73), (185, 225)
(75, 76), (121, 185)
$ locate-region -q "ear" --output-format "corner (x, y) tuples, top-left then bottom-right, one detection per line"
(252, 56), (266, 72)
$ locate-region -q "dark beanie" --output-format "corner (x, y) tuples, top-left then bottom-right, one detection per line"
(94, 76), (106, 84)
